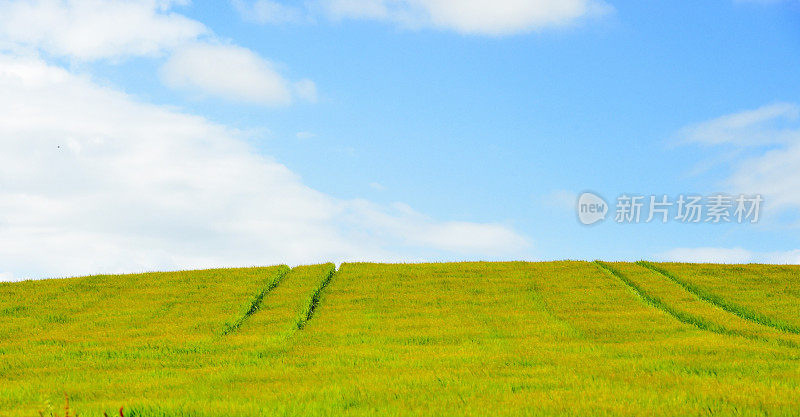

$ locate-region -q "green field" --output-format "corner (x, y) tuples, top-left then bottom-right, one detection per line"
(2, 262), (800, 416)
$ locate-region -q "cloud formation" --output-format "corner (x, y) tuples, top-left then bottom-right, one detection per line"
(679, 103), (799, 146)
(681, 103), (800, 213)
(0, 0), (314, 107)
(0, 0), (206, 60)
(0, 54), (530, 280)
(669, 103), (800, 265)
(161, 43), (315, 106)
(237, 0), (611, 35)
(232, 0), (308, 24)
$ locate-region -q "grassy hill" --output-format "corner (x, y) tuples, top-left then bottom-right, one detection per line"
(1, 262), (799, 416)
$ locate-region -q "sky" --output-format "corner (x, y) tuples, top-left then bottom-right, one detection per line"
(1, 0), (799, 281)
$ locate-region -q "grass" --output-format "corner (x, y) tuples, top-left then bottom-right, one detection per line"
(1, 262), (800, 416)
(220, 266), (290, 335)
(594, 261), (735, 336)
(294, 264), (336, 330)
(644, 262), (800, 334)
(597, 261), (800, 348)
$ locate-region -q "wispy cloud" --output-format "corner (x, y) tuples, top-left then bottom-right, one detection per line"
(160, 42), (314, 106)
(678, 103), (800, 146)
(235, 0), (612, 36)
(680, 103), (800, 213)
(0, 0), (206, 60)
(296, 131), (316, 140)
(0, 0), (316, 107)
(232, 0), (309, 24)
(543, 189), (577, 211)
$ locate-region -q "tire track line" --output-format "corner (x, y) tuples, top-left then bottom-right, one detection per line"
(221, 265), (290, 336)
(295, 264), (336, 330)
(595, 261), (799, 349)
(637, 261), (800, 335)
(594, 261), (738, 336)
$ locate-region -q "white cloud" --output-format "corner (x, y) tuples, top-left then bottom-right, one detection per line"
(232, 0), (307, 24)
(731, 141), (800, 210)
(242, 0), (611, 35)
(0, 1), (317, 107)
(0, 272), (17, 282)
(0, 0), (207, 60)
(160, 43), (310, 106)
(674, 106), (800, 264)
(408, 0), (612, 35)
(658, 247), (800, 264)
(296, 131), (316, 140)
(293, 78), (319, 103)
(319, 0), (395, 20)
(680, 103), (800, 213)
(341, 201), (529, 257)
(679, 103), (800, 146)
(0, 54), (530, 280)
(544, 189), (577, 211)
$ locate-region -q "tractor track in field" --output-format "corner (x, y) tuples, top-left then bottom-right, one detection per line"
(594, 261), (740, 337)
(636, 261), (800, 335)
(594, 261), (800, 350)
(221, 265), (290, 336)
(295, 264), (337, 330)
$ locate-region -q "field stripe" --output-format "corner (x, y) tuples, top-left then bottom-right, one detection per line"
(637, 261), (800, 335)
(220, 265), (291, 335)
(596, 261), (800, 349)
(594, 261), (749, 337)
(294, 264), (336, 330)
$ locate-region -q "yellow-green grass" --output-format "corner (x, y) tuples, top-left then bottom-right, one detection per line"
(0, 266), (289, 415)
(280, 261), (797, 417)
(222, 263), (335, 352)
(1, 262), (800, 416)
(644, 262), (800, 333)
(598, 262), (800, 348)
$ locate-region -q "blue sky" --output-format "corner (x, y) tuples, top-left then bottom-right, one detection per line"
(0, 0), (799, 280)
